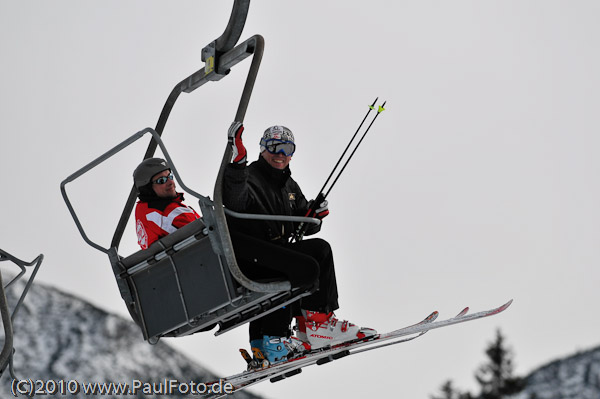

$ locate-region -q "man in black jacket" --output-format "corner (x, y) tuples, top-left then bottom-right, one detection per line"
(223, 122), (375, 364)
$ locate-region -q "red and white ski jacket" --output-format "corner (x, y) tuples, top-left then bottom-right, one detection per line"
(135, 193), (200, 249)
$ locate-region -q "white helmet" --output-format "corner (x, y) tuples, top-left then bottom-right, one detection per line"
(260, 125), (295, 153)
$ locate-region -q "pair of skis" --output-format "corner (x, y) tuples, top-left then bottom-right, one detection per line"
(200, 299), (512, 398)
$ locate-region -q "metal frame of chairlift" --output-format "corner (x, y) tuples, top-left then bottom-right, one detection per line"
(60, 0), (320, 344)
(0, 249), (43, 379)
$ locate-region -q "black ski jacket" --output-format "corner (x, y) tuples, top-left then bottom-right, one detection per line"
(223, 156), (321, 243)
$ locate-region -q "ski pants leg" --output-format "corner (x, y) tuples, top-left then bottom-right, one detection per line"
(282, 238), (340, 314)
(231, 232), (320, 340)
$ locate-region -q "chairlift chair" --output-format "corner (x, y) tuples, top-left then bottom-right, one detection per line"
(60, 1), (320, 344)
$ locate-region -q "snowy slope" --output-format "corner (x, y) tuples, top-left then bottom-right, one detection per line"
(0, 272), (263, 399)
(510, 345), (600, 399)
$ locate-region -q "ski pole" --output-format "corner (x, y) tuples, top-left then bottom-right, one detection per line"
(291, 100), (386, 242)
(290, 99), (379, 242)
(324, 101), (386, 198)
(317, 97), (378, 197)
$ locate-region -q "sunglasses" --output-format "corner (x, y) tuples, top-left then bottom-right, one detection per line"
(152, 173), (174, 185)
(263, 139), (296, 156)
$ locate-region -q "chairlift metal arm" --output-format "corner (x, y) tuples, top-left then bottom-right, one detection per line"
(0, 251), (44, 323)
(214, 0), (251, 54)
(224, 209), (321, 225)
(0, 249), (44, 376)
(61, 128), (210, 255)
(0, 271), (13, 374)
(61, 129), (151, 254)
(210, 36), (293, 293)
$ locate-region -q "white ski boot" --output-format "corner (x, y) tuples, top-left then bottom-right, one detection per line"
(297, 311), (377, 350)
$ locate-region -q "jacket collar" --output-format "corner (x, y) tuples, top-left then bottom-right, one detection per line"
(256, 155), (291, 186)
(141, 192), (185, 212)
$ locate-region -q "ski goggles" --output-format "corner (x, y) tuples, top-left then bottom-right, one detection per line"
(261, 138), (296, 156)
(152, 172), (174, 185)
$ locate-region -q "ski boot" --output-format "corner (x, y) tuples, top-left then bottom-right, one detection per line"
(299, 310), (377, 350)
(261, 335), (309, 365)
(287, 335), (311, 355)
(240, 339), (269, 370)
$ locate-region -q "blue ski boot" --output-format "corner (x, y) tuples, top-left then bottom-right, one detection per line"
(249, 338), (269, 369)
(261, 335), (296, 365)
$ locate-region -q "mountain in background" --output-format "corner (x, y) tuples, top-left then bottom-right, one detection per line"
(0, 272), (262, 399)
(3, 271), (600, 399)
(509, 344), (600, 399)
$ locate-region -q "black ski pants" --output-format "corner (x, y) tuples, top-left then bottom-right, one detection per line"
(231, 231), (339, 341)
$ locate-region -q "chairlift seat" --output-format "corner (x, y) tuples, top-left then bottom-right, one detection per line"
(116, 217), (315, 342)
(118, 218), (239, 341)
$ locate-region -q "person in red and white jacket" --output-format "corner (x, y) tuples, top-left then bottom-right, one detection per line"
(133, 158), (200, 249)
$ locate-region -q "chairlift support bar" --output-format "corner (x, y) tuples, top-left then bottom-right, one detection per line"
(0, 249), (43, 377)
(0, 272), (12, 374)
(214, 0), (250, 54)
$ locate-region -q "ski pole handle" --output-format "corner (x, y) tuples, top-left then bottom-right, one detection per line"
(291, 192), (326, 242)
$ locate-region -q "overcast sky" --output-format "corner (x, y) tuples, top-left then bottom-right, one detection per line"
(2, 1), (600, 398)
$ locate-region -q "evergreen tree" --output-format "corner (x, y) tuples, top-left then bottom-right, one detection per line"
(430, 380), (474, 399)
(474, 329), (525, 399)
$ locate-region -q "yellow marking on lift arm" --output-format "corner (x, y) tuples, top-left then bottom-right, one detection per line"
(205, 56), (215, 75)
